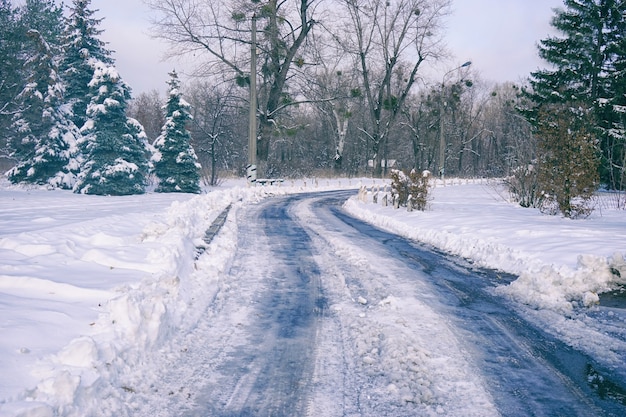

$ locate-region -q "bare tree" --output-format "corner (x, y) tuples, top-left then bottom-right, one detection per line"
(128, 90), (164, 143)
(402, 91), (438, 172)
(146, 0), (317, 174)
(186, 81), (246, 185)
(450, 78), (492, 177)
(304, 62), (361, 172)
(481, 83), (534, 177)
(337, 0), (449, 177)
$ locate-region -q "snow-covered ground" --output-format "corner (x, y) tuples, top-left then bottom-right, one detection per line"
(345, 179), (626, 383)
(346, 180), (626, 313)
(0, 177), (625, 416)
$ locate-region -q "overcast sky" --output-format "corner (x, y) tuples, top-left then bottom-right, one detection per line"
(95, 0), (565, 96)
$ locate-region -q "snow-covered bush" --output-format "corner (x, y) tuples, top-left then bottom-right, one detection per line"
(390, 169), (409, 207)
(390, 169), (431, 211)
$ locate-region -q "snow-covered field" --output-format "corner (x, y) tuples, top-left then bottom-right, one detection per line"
(0, 177), (625, 416)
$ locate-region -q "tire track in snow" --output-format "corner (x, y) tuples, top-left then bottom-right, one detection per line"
(180, 195), (325, 416)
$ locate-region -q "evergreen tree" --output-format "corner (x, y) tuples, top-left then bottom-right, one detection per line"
(60, 0), (112, 129)
(1, 0), (65, 151)
(7, 29), (79, 188)
(19, 0), (64, 48)
(152, 71), (201, 194)
(527, 0), (626, 189)
(601, 6), (626, 190)
(0, 0), (21, 142)
(74, 61), (149, 195)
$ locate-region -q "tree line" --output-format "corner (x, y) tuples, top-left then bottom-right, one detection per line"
(145, 0), (625, 206)
(2, 0), (625, 215)
(136, 0), (535, 181)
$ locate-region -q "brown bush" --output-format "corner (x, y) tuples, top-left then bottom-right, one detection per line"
(390, 169), (431, 210)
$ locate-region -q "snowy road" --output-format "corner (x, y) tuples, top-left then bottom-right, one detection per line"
(143, 191), (626, 416)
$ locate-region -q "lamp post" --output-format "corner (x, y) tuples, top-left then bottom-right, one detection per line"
(246, 14), (258, 185)
(438, 60), (471, 183)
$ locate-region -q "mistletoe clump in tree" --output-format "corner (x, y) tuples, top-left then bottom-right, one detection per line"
(74, 62), (149, 195)
(7, 29), (79, 188)
(152, 71), (201, 193)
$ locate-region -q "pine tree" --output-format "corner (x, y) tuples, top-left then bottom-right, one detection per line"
(74, 61), (149, 195)
(60, 0), (112, 129)
(19, 0), (64, 48)
(0, 0), (21, 141)
(152, 71), (201, 194)
(2, 0), (65, 152)
(601, 5), (626, 190)
(530, 1), (611, 105)
(527, 0), (626, 189)
(7, 29), (79, 188)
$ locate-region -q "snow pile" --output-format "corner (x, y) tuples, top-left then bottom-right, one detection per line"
(0, 178), (365, 416)
(0, 184), (280, 417)
(344, 180), (626, 314)
(500, 253), (625, 313)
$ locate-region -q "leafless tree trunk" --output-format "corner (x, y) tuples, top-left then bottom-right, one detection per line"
(304, 60), (360, 172)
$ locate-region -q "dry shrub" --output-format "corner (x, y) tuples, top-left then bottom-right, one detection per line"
(390, 169), (431, 210)
(504, 163), (544, 208)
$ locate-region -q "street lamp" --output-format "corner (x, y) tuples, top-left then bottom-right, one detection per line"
(438, 60), (471, 183)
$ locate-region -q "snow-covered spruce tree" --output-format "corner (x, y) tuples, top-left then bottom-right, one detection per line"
(1, 0), (65, 154)
(19, 0), (65, 47)
(152, 71), (201, 193)
(7, 29), (79, 188)
(0, 0), (23, 144)
(526, 0), (626, 190)
(74, 62), (149, 195)
(59, 0), (112, 130)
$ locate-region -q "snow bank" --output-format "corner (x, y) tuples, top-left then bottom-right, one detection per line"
(0, 177), (367, 416)
(344, 181), (626, 314)
(0, 185), (280, 417)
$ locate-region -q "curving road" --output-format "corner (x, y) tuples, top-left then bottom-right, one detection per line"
(165, 191), (626, 417)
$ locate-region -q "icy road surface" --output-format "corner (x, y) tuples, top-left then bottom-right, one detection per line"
(143, 191), (626, 417)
